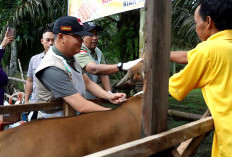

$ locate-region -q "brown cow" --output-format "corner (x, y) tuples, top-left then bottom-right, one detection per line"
(0, 94), (142, 157)
(113, 61), (144, 91)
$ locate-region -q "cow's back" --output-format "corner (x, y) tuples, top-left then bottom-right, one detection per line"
(0, 95), (142, 157)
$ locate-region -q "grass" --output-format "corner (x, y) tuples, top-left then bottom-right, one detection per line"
(168, 88), (213, 157)
(102, 89), (213, 156)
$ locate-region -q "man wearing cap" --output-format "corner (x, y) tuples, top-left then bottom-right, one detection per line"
(35, 16), (126, 118)
(75, 22), (142, 98)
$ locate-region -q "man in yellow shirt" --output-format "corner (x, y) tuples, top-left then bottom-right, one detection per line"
(169, 0), (232, 156)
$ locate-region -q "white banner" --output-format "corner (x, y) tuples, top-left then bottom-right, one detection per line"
(68, 0), (145, 22)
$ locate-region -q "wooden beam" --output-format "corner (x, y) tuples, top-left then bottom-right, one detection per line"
(177, 109), (211, 156)
(0, 100), (63, 114)
(86, 117), (214, 157)
(142, 0), (172, 136)
(0, 98), (108, 115)
(63, 101), (76, 116)
(168, 109), (202, 121)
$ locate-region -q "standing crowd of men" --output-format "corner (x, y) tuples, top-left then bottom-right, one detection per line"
(23, 16), (142, 119)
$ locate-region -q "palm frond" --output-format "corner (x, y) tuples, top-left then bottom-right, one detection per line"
(172, 0), (199, 49)
(0, 0), (62, 41)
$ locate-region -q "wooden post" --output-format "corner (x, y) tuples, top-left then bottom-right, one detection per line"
(63, 101), (76, 116)
(142, 0), (172, 137)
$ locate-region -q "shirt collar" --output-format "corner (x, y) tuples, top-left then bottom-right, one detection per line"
(207, 29), (232, 41)
(41, 52), (45, 59)
(52, 46), (75, 65)
(82, 43), (96, 51)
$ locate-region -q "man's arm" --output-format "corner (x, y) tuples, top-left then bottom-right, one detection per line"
(100, 75), (111, 92)
(37, 67), (112, 113)
(76, 52), (143, 75)
(84, 58), (143, 75)
(24, 77), (33, 103)
(75, 52), (118, 74)
(63, 93), (110, 113)
(84, 61), (119, 75)
(170, 51), (188, 64)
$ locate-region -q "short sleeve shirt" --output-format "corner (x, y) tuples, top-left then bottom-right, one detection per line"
(169, 30), (232, 157)
(27, 52), (45, 102)
(75, 45), (106, 68)
(37, 66), (77, 98)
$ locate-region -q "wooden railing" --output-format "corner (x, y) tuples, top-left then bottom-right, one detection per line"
(0, 100), (213, 156)
(0, 98), (109, 117)
(86, 117), (213, 157)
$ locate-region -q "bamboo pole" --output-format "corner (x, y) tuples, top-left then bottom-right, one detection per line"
(8, 77), (26, 83)
(18, 59), (25, 90)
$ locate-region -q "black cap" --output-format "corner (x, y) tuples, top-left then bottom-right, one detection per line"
(83, 22), (102, 32)
(53, 16), (92, 36)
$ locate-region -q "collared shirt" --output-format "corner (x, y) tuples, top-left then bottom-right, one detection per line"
(75, 44), (106, 99)
(27, 52), (45, 102)
(36, 46), (79, 99)
(35, 46), (85, 118)
(75, 44), (106, 69)
(169, 30), (232, 157)
(52, 46), (78, 72)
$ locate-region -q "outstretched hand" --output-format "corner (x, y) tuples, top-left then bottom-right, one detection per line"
(122, 58), (143, 71)
(108, 92), (127, 104)
(1, 35), (14, 49)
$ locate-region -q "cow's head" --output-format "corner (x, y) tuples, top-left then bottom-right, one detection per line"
(113, 61), (144, 92)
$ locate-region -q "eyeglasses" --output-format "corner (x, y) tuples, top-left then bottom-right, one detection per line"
(66, 33), (84, 39)
(90, 33), (99, 37)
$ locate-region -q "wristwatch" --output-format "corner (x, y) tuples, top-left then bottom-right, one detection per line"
(117, 62), (123, 71)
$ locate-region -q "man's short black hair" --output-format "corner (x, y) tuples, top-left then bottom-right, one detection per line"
(41, 29), (53, 39)
(42, 29), (53, 35)
(199, 0), (232, 31)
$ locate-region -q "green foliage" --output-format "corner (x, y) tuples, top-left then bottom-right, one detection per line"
(0, 0), (203, 78)
(169, 89), (207, 115)
(172, 0), (200, 50)
(97, 10), (140, 64)
(96, 10), (140, 81)
(0, 0), (67, 70)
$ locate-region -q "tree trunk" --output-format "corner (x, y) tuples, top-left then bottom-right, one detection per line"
(139, 8), (145, 56)
(8, 40), (17, 76)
